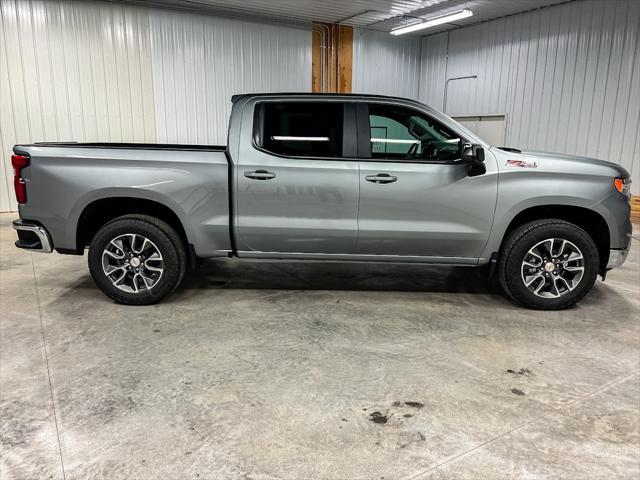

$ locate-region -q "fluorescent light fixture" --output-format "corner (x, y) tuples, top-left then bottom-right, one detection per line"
(390, 9), (473, 35)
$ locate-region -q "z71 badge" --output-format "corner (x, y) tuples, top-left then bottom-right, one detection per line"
(506, 159), (538, 168)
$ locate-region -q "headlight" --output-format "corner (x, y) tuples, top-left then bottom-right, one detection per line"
(614, 177), (631, 197)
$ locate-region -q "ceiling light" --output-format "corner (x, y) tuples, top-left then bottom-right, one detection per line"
(390, 9), (473, 35)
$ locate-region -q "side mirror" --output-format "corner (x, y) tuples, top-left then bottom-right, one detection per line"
(462, 144), (486, 177)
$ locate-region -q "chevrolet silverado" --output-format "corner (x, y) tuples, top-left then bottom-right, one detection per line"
(12, 93), (632, 309)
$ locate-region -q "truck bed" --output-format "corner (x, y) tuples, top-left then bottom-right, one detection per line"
(15, 142), (232, 258)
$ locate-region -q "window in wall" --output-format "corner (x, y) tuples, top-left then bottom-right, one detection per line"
(261, 102), (343, 157)
(368, 104), (463, 161)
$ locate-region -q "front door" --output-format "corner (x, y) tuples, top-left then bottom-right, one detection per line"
(235, 100), (359, 255)
(356, 102), (498, 259)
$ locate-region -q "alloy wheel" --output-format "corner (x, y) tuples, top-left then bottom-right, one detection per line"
(101, 233), (164, 293)
(520, 238), (585, 298)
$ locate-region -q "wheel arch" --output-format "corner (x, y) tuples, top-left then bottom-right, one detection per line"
(75, 197), (190, 254)
(499, 205), (610, 273)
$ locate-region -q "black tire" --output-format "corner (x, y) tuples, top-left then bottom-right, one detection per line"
(498, 219), (599, 310)
(88, 215), (187, 305)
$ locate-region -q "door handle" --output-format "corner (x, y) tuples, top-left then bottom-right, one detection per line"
(365, 173), (397, 184)
(244, 170), (276, 180)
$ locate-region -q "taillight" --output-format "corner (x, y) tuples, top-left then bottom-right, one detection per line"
(614, 177), (631, 197)
(11, 154), (30, 204)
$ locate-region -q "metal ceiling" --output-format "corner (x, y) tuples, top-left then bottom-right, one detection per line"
(102, 0), (574, 36)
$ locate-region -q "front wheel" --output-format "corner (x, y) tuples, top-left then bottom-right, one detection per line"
(498, 219), (599, 310)
(88, 215), (187, 305)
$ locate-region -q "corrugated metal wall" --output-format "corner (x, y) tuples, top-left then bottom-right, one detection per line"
(418, 32), (447, 110)
(2, 0), (639, 210)
(0, 0), (156, 212)
(352, 27), (422, 99)
(418, 0), (640, 194)
(149, 10), (311, 145)
(0, 0), (311, 211)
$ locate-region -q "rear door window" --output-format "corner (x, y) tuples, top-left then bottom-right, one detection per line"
(259, 102), (344, 158)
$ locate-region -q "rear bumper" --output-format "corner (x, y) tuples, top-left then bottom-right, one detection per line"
(13, 219), (53, 253)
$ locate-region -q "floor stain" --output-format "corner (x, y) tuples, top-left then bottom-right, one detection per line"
(368, 411), (388, 424)
(392, 401), (424, 408)
(507, 368), (533, 376)
(0, 420), (39, 448)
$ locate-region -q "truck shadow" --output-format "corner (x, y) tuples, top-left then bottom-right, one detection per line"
(177, 258), (499, 295)
(52, 258), (629, 311)
(166, 258), (633, 314)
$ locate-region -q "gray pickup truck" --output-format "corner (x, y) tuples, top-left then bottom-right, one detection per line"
(12, 93), (632, 309)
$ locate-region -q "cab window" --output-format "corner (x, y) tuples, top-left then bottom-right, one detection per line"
(368, 103), (463, 161)
(260, 102), (343, 157)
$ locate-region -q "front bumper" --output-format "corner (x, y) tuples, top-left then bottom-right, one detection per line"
(606, 246), (630, 270)
(13, 219), (53, 253)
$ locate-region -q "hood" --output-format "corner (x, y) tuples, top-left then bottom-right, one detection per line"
(496, 148), (630, 178)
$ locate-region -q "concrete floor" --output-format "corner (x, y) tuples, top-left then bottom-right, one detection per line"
(0, 213), (638, 480)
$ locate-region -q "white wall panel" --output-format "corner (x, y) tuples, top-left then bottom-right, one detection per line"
(0, 0), (156, 211)
(149, 11), (311, 145)
(418, 32), (447, 110)
(0, 1), (311, 211)
(3, 0), (638, 211)
(353, 27), (422, 99)
(418, 0), (640, 193)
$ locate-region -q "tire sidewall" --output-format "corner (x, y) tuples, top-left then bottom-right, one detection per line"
(88, 218), (181, 305)
(502, 222), (599, 309)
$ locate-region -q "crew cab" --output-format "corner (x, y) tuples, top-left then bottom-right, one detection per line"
(12, 93), (632, 309)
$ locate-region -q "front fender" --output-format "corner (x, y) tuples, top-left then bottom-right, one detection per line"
(481, 169), (616, 262)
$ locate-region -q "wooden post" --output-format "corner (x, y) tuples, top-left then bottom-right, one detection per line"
(337, 25), (353, 93)
(312, 22), (352, 93)
(631, 195), (640, 224)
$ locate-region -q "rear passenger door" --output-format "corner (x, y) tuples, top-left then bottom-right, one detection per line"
(235, 100), (360, 255)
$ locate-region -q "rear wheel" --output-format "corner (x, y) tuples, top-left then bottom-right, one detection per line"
(498, 219), (599, 310)
(88, 215), (186, 305)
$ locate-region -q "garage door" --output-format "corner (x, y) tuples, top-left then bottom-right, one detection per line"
(452, 114), (507, 146)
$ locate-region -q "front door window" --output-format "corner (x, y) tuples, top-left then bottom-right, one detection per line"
(368, 104), (463, 162)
